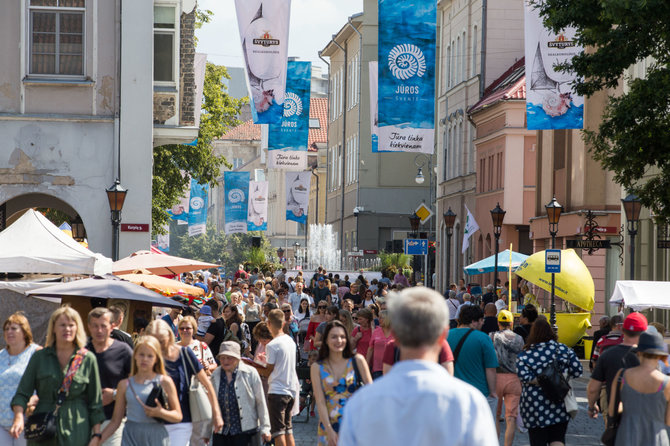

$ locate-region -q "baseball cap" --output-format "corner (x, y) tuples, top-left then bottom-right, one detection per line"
(199, 305), (212, 316)
(318, 277), (324, 282)
(498, 310), (514, 324)
(623, 312), (648, 332)
(634, 332), (668, 356)
(217, 341), (241, 360)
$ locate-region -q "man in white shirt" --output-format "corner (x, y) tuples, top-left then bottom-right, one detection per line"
(453, 292), (474, 321)
(495, 294), (508, 314)
(259, 309), (299, 446)
(288, 282), (313, 314)
(338, 287), (498, 446)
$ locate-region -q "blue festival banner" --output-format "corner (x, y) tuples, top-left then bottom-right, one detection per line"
(376, 0), (436, 154)
(224, 171), (250, 234)
(235, 0), (291, 125)
(187, 179), (209, 237)
(524, 1), (584, 130)
(268, 61), (311, 170)
(285, 171), (310, 224)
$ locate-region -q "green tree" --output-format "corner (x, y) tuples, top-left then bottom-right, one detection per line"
(152, 63), (247, 233)
(533, 0), (670, 223)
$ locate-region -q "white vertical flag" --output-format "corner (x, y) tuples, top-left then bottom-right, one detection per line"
(462, 205), (480, 253)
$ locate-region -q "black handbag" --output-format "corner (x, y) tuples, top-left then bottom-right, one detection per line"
(537, 345), (571, 403)
(129, 377), (169, 423)
(24, 411), (58, 441)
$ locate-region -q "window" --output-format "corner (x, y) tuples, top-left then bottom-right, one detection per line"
(472, 25), (478, 75)
(455, 36), (460, 84)
(445, 45), (451, 90)
(154, 6), (176, 83)
(461, 32), (467, 81)
(29, 0), (85, 76)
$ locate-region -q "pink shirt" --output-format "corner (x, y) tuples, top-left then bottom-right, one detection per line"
(370, 327), (393, 372)
(353, 326), (373, 357)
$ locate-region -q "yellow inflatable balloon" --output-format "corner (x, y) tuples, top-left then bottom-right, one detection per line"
(515, 249), (595, 311)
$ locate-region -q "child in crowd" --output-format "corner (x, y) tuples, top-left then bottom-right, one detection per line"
(196, 305), (215, 338)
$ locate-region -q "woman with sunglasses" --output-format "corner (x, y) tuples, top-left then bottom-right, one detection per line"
(305, 303), (328, 351)
(280, 304), (300, 343)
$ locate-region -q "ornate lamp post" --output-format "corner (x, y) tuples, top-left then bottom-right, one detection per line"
(621, 193), (641, 280)
(409, 213), (420, 238)
(546, 196), (563, 333)
(70, 215), (85, 242)
(490, 203), (506, 298)
(276, 247), (285, 264)
(443, 208), (456, 289)
(105, 179), (128, 261)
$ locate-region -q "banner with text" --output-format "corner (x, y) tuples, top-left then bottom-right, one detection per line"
(285, 171), (311, 224)
(235, 0), (291, 124)
(377, 0), (436, 154)
(268, 61), (311, 170)
(524, 1), (583, 130)
(248, 180), (269, 231)
(369, 61), (379, 152)
(187, 179), (209, 237)
(224, 171), (250, 234)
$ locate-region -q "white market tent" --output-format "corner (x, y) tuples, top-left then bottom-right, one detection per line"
(0, 209), (112, 275)
(609, 280), (670, 311)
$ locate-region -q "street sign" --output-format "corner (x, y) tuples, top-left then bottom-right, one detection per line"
(545, 249), (561, 273)
(658, 240), (670, 249)
(121, 224), (150, 232)
(404, 239), (428, 255)
(566, 239), (611, 249)
(414, 203), (433, 224)
(363, 249), (378, 254)
(347, 251), (364, 257)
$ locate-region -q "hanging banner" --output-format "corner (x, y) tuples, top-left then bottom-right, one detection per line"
(224, 171), (250, 234)
(188, 179), (209, 237)
(524, 1), (584, 130)
(248, 180), (269, 231)
(285, 171), (311, 224)
(235, 0), (291, 124)
(369, 61), (379, 152)
(377, 0), (436, 154)
(268, 61), (311, 170)
(156, 224), (170, 253)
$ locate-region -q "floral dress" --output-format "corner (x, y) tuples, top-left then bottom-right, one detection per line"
(317, 358), (357, 445)
(516, 340), (582, 429)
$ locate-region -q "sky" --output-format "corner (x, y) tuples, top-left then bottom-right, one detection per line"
(195, 0), (363, 71)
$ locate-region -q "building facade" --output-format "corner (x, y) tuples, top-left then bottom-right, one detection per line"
(0, 0), (199, 259)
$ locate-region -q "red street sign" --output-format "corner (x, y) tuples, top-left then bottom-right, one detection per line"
(363, 250), (378, 254)
(584, 226), (618, 234)
(121, 224), (149, 232)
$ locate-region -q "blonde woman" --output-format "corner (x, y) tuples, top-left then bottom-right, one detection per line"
(100, 336), (181, 445)
(11, 306), (104, 446)
(177, 316), (217, 375)
(366, 310), (393, 379)
(146, 319), (223, 446)
(338, 309), (355, 337)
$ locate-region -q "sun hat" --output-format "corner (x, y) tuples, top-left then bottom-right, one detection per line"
(634, 332), (668, 356)
(217, 341), (241, 360)
(198, 305), (212, 316)
(497, 310), (514, 324)
(623, 312), (648, 332)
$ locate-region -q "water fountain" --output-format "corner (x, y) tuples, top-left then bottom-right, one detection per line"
(307, 224), (341, 271)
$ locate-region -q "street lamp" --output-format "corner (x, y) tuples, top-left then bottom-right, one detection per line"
(415, 168), (425, 184)
(106, 179), (128, 261)
(621, 193), (641, 280)
(70, 215), (85, 242)
(545, 196), (563, 333)
(443, 208), (456, 289)
(409, 213), (420, 238)
(490, 203), (506, 299)
(294, 242), (300, 268)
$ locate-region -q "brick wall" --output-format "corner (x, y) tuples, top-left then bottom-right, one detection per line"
(180, 9), (196, 126)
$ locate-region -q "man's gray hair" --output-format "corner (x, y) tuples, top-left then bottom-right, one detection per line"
(462, 293), (471, 301)
(387, 287), (448, 348)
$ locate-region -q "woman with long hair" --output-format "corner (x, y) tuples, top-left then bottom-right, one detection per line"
(338, 310), (355, 337)
(361, 289), (375, 308)
(366, 310), (392, 379)
(99, 336), (181, 445)
(295, 298), (311, 323)
(305, 302), (328, 351)
(145, 319), (223, 446)
(1, 313), (40, 445)
(516, 317), (582, 446)
(11, 306), (104, 446)
(310, 321), (372, 446)
(351, 308), (374, 357)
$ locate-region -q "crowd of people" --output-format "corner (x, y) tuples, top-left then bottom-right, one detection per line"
(0, 265), (668, 446)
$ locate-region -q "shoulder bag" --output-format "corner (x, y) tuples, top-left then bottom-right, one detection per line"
(537, 344), (571, 403)
(453, 328), (475, 364)
(601, 366), (626, 446)
(181, 347), (212, 423)
(350, 356), (364, 391)
(24, 348), (88, 441)
(128, 375), (169, 423)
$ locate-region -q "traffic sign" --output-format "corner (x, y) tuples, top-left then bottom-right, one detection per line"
(414, 203), (433, 224)
(404, 239), (428, 255)
(545, 249), (561, 273)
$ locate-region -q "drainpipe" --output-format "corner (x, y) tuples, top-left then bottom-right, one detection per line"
(318, 50), (330, 225)
(332, 39), (348, 265)
(346, 17), (362, 250)
(479, 0), (488, 98)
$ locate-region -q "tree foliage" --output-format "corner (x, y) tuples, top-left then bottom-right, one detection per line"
(534, 0), (670, 223)
(152, 63), (247, 233)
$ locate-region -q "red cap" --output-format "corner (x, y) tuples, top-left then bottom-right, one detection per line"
(623, 312), (648, 332)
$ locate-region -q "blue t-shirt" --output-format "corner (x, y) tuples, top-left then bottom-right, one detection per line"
(447, 327), (498, 396)
(164, 347), (203, 423)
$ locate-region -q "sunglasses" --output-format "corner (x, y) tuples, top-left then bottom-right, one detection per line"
(282, 309), (291, 313)
(318, 306), (327, 309)
(179, 326), (193, 331)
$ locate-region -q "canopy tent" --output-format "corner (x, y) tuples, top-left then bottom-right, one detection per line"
(515, 249), (595, 311)
(0, 209), (112, 275)
(609, 280), (670, 311)
(117, 271), (205, 302)
(28, 274), (186, 308)
(463, 250), (529, 275)
(112, 250), (219, 275)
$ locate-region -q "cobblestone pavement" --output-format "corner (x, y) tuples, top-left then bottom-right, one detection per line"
(290, 361), (604, 446)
